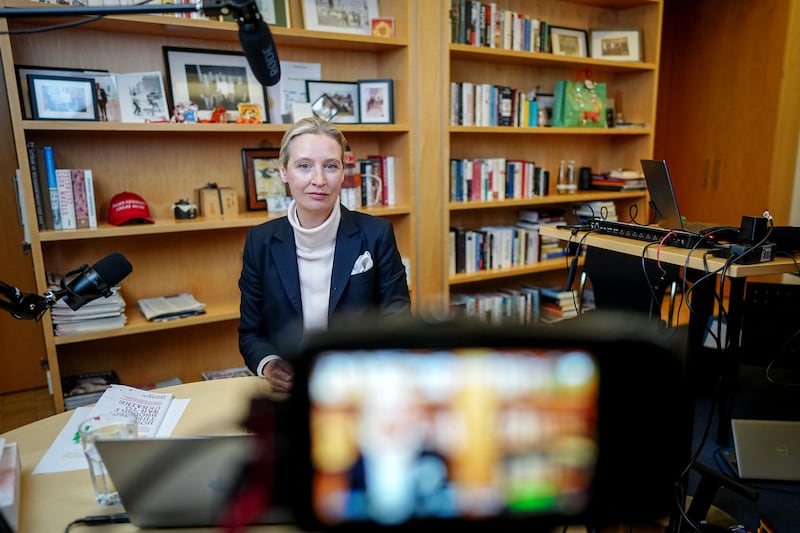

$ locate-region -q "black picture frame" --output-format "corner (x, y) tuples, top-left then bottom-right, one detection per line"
(28, 74), (99, 121)
(163, 46), (268, 122)
(305, 80), (359, 123)
(549, 26), (589, 57)
(357, 79), (393, 124)
(242, 147), (291, 212)
(15, 65), (108, 120)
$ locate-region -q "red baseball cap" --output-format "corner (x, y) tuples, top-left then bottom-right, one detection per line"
(108, 192), (155, 226)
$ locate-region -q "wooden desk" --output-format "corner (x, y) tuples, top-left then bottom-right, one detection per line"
(0, 377), (300, 533)
(540, 226), (799, 443)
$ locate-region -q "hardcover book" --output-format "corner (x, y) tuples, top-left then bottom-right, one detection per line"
(43, 145), (62, 230)
(55, 169), (77, 230)
(70, 169), (90, 229)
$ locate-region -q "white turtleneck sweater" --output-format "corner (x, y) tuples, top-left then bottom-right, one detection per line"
(256, 201), (340, 377)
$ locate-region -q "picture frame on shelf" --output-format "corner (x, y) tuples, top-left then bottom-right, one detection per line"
(257, 0), (290, 27)
(15, 65), (108, 119)
(358, 79), (393, 124)
(305, 80), (359, 123)
(590, 29), (642, 62)
(536, 94), (554, 127)
(301, 0), (379, 35)
(115, 71), (170, 123)
(549, 26), (589, 57)
(310, 93), (340, 122)
(242, 147), (292, 212)
(28, 74), (98, 121)
(163, 46), (268, 122)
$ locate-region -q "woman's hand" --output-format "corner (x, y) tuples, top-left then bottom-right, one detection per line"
(264, 359), (295, 393)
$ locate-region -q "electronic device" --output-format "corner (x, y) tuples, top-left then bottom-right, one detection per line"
(730, 419), (800, 481)
(282, 314), (690, 531)
(95, 435), (293, 528)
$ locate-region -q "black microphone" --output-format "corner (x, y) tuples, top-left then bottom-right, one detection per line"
(59, 252), (133, 311)
(235, 1), (281, 86)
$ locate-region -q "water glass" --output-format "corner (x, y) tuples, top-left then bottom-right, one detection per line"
(78, 411), (138, 505)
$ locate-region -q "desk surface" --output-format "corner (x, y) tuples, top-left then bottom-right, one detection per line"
(1, 377), (301, 533)
(540, 226), (798, 278)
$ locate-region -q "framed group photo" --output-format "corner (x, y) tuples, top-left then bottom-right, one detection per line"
(305, 80), (359, 123)
(358, 79), (393, 124)
(301, 0), (379, 35)
(28, 74), (98, 121)
(163, 46), (268, 122)
(242, 147), (292, 212)
(549, 26), (589, 57)
(590, 29), (643, 62)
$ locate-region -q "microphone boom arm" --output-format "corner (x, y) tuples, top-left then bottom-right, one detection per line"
(0, 279), (58, 321)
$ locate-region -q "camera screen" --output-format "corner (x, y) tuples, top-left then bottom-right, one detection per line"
(305, 347), (599, 526)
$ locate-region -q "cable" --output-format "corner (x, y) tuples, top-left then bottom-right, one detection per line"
(0, 0), (160, 35)
(64, 513), (130, 532)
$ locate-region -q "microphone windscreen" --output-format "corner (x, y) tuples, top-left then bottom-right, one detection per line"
(93, 252), (133, 287)
(238, 19), (281, 86)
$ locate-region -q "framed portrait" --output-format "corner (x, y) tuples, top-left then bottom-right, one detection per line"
(305, 80), (359, 123)
(537, 94), (554, 127)
(257, 0), (290, 27)
(301, 0), (379, 35)
(16, 65), (108, 119)
(357, 79), (393, 124)
(549, 26), (589, 57)
(163, 46), (268, 122)
(242, 148), (292, 212)
(590, 29), (642, 62)
(28, 74), (98, 121)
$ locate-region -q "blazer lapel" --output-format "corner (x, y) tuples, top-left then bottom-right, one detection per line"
(270, 220), (303, 315)
(329, 208), (361, 312)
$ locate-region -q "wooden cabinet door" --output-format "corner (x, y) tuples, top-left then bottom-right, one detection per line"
(658, 0), (790, 226)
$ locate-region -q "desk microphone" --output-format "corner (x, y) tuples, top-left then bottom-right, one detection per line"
(0, 252), (133, 321)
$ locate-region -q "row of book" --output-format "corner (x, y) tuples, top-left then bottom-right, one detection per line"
(449, 285), (585, 325)
(450, 82), (542, 128)
(340, 155), (397, 210)
(26, 142), (98, 231)
(450, 208), (567, 275)
(450, 0), (556, 53)
(450, 157), (548, 202)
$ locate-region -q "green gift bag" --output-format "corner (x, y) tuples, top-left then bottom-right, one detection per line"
(552, 68), (607, 128)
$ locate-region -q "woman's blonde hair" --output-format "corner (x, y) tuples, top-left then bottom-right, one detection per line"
(279, 117), (348, 169)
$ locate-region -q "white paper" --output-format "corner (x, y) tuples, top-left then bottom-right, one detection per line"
(33, 399), (189, 475)
(266, 60), (321, 123)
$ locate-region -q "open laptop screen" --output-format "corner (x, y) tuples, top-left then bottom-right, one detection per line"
(641, 159), (685, 230)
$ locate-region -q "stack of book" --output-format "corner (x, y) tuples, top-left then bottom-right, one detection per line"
(539, 286), (580, 322)
(590, 169), (647, 191)
(61, 370), (120, 410)
(48, 273), (127, 336)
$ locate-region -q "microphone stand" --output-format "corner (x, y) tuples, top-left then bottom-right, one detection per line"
(0, 279), (58, 321)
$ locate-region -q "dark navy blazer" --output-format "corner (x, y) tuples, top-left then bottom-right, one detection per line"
(238, 205), (411, 373)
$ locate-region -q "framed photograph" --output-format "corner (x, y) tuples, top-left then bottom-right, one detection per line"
(116, 71), (170, 123)
(257, 0), (290, 27)
(549, 26), (589, 57)
(28, 74), (98, 121)
(301, 0), (379, 35)
(590, 29), (642, 62)
(163, 46), (268, 122)
(310, 93), (340, 122)
(305, 80), (359, 123)
(358, 79), (393, 124)
(16, 66), (108, 120)
(537, 94), (554, 127)
(242, 148), (292, 212)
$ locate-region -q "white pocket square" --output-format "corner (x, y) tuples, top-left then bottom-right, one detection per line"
(351, 251), (373, 275)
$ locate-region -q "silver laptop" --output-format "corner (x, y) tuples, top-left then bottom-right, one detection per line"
(730, 418), (800, 481)
(640, 159), (730, 235)
(95, 435), (293, 528)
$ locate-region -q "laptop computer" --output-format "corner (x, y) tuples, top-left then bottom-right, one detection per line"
(729, 418), (800, 481)
(95, 434), (293, 528)
(640, 159), (736, 236)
